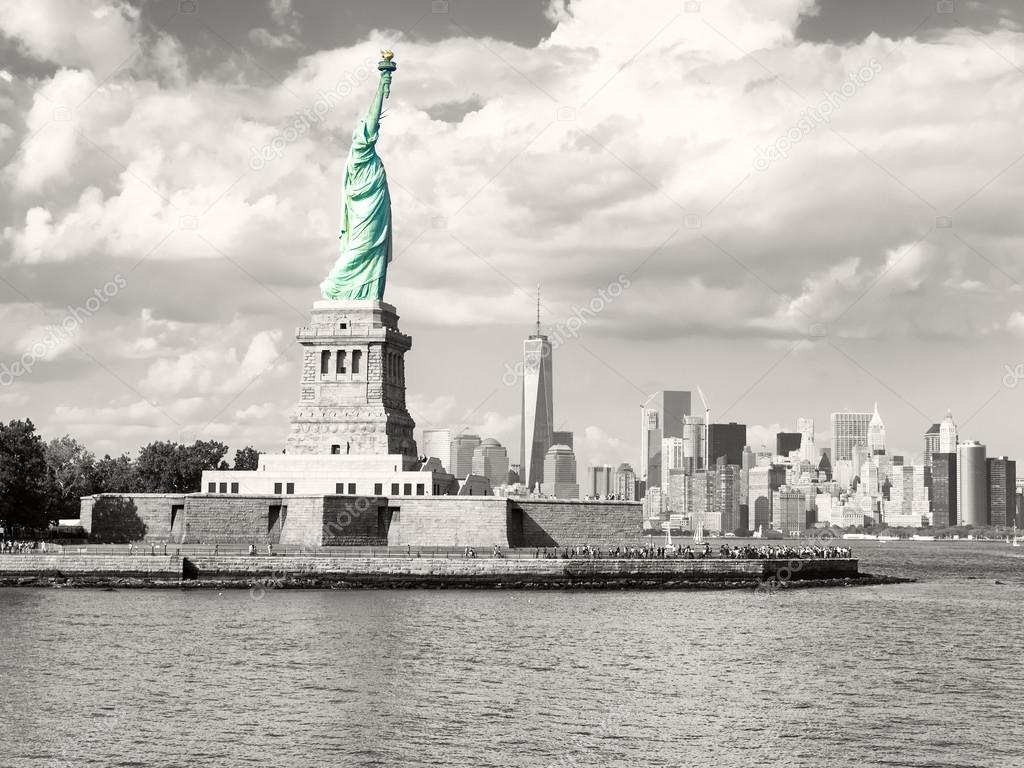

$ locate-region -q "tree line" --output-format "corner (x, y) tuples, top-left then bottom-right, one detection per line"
(0, 419), (260, 531)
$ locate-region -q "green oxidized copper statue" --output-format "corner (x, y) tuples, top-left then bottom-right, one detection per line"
(320, 50), (397, 301)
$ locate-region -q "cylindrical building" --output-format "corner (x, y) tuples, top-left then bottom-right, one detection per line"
(957, 441), (987, 527)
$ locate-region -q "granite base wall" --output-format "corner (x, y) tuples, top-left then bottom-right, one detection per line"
(77, 494), (652, 550)
(81, 495), (186, 543)
(510, 499), (645, 547)
(385, 497), (510, 548)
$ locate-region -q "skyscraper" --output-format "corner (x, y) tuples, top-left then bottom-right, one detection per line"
(471, 438), (510, 489)
(938, 410), (958, 453)
(521, 295), (553, 491)
(552, 430), (573, 449)
(774, 485), (807, 534)
(830, 411), (873, 463)
(958, 441), (987, 526)
(931, 453), (957, 528)
(422, 429), (452, 470)
(987, 456), (1016, 528)
(923, 424), (940, 469)
(776, 432), (802, 457)
(748, 464), (786, 532)
(682, 415), (705, 473)
(542, 444), (578, 499)
(708, 422), (746, 466)
(867, 403), (886, 455)
(615, 463), (636, 501)
(450, 433), (482, 479)
(640, 391), (691, 488)
(797, 417), (816, 463)
(589, 464), (615, 498)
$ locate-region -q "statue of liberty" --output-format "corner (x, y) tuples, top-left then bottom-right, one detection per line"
(320, 51), (397, 301)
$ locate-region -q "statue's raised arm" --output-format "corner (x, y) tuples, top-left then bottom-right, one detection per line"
(320, 51), (397, 301)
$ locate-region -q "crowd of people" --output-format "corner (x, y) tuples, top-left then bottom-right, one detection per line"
(0, 539), (51, 554)
(533, 543), (852, 560)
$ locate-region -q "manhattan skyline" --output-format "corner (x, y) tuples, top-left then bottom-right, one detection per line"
(1, 0), (1023, 476)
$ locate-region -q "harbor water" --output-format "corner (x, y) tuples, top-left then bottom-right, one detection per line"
(0, 540), (1021, 767)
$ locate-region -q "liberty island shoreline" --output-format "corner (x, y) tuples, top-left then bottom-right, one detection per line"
(0, 547), (910, 590)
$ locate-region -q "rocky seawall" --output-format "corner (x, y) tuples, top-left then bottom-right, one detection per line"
(0, 554), (910, 590)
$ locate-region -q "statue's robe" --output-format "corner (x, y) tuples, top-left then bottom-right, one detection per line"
(320, 116), (392, 300)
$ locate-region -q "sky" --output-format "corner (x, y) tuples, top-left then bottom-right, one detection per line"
(1, 0), (1023, 476)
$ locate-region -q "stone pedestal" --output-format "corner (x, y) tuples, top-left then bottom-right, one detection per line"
(285, 300), (417, 458)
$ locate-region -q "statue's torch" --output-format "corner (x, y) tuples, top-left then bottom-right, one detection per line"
(378, 49), (396, 99)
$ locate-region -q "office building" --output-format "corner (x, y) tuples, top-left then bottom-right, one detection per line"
(450, 433), (482, 480)
(552, 430), (573, 449)
(776, 432), (802, 457)
(748, 464), (786, 532)
(797, 417), (816, 463)
(708, 422), (746, 466)
(923, 424), (940, 469)
(987, 456), (1016, 528)
(521, 308), (553, 491)
(938, 410), (958, 454)
(471, 438), (510, 489)
(615, 463), (636, 501)
(958, 441), (987, 526)
(541, 444), (578, 499)
(682, 415), (704, 473)
(830, 411), (872, 463)
(931, 453), (957, 528)
(589, 464), (615, 498)
(640, 391), (691, 488)
(422, 429), (452, 470)
(773, 485), (807, 534)
(867, 403), (886, 454)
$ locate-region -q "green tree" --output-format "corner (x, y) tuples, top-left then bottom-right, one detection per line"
(0, 419), (52, 529)
(93, 453), (138, 494)
(135, 440), (229, 493)
(233, 446), (260, 471)
(45, 435), (96, 519)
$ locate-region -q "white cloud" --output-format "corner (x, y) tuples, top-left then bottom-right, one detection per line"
(0, 0), (139, 73)
(249, 28), (301, 50)
(2, 0), (1024, 465)
(140, 329), (285, 397)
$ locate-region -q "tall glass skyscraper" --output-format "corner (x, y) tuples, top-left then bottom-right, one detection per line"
(830, 411), (873, 463)
(987, 456), (1016, 528)
(521, 318), (553, 491)
(958, 441), (987, 526)
(640, 391), (691, 487)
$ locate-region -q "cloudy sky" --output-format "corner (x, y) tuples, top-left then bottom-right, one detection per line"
(1, 0), (1023, 474)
